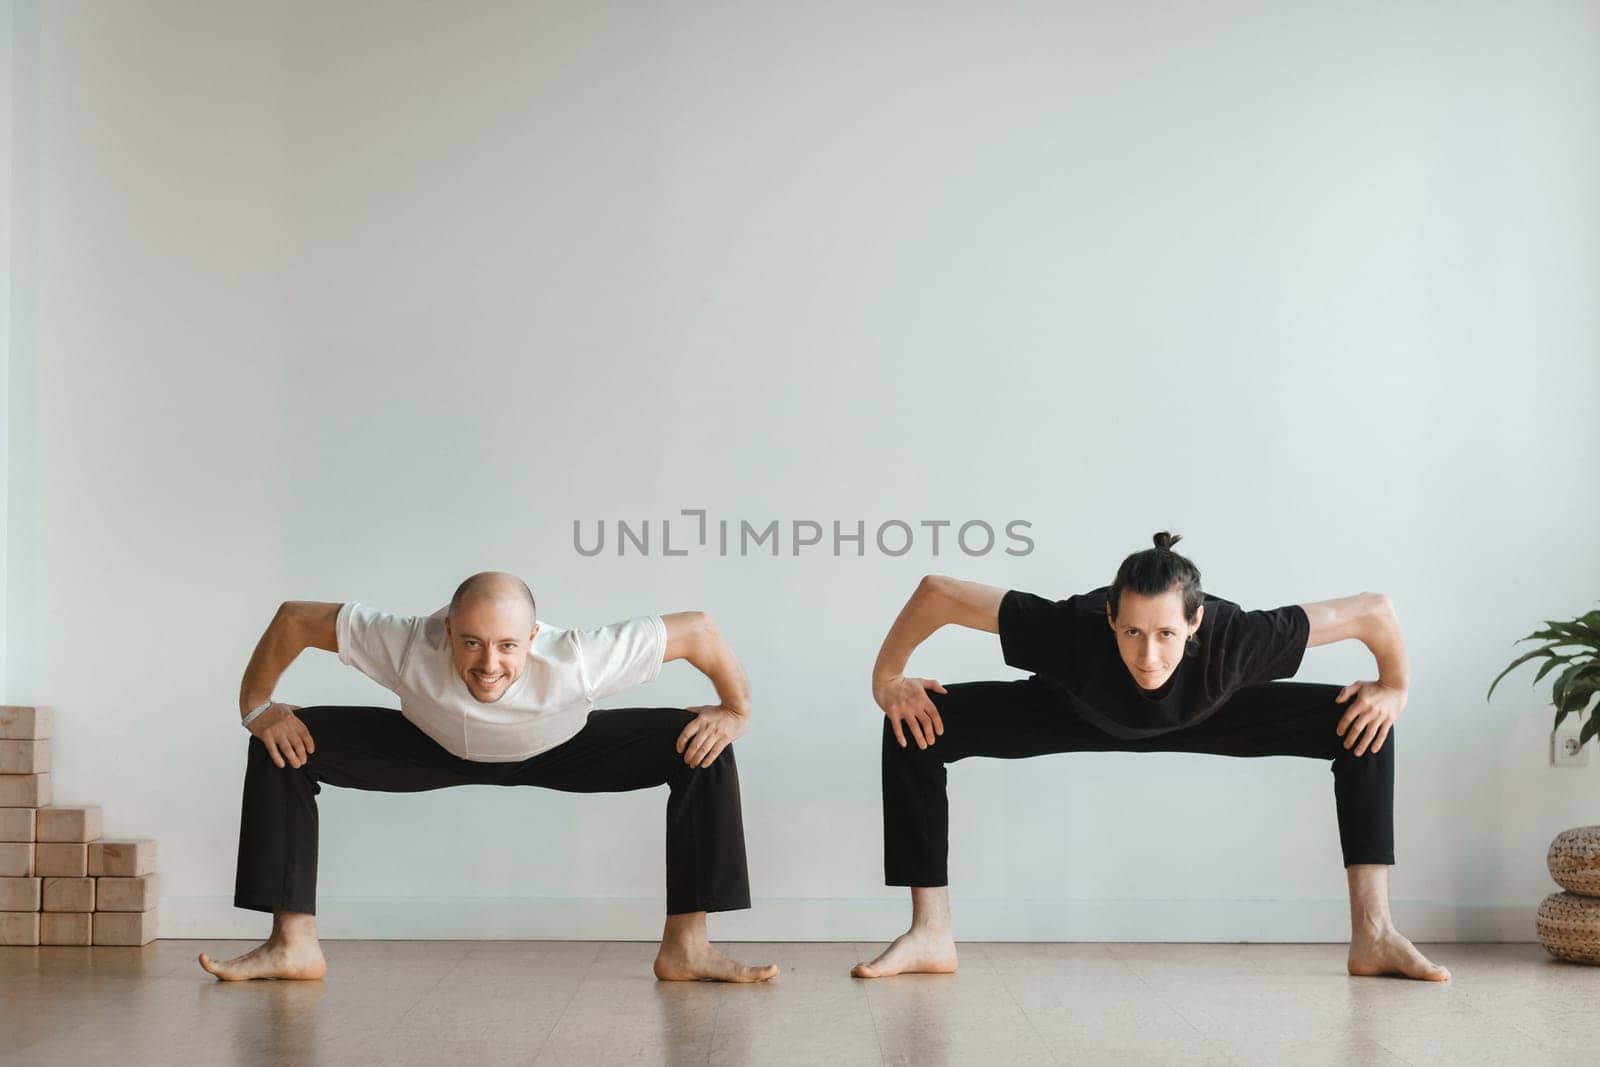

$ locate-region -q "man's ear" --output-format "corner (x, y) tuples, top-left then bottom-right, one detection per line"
(1191, 603), (1204, 634)
(1105, 603), (1116, 630)
(528, 622), (540, 643)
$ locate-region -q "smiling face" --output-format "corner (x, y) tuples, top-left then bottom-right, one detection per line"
(1106, 586), (1204, 690)
(443, 594), (538, 703)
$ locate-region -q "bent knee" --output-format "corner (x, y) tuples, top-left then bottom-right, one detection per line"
(1336, 727), (1396, 762)
(880, 715), (937, 758)
(1366, 726), (1395, 758)
(244, 735), (291, 772)
(672, 741), (738, 783)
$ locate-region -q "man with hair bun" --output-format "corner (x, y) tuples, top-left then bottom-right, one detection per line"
(855, 532), (1448, 982)
(202, 570), (778, 984)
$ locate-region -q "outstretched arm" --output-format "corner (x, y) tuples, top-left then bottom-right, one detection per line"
(237, 601), (340, 769)
(871, 575), (1006, 750)
(662, 611), (751, 768)
(1301, 592), (1408, 757)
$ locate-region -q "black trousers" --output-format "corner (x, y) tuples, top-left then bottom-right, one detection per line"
(233, 706), (752, 916)
(882, 679), (1395, 886)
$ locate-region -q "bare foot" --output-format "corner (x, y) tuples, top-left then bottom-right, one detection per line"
(653, 941), (779, 983)
(851, 927), (958, 978)
(1348, 927), (1450, 982)
(198, 940), (327, 982)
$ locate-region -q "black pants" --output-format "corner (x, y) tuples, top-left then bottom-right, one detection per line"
(233, 706), (752, 916)
(882, 679), (1395, 886)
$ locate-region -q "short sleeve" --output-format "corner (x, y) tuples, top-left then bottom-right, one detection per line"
(998, 590), (1073, 675)
(1215, 603), (1311, 686)
(335, 601), (418, 691)
(573, 615), (668, 703)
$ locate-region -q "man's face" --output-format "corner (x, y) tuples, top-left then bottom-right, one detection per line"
(444, 598), (538, 703)
(1106, 587), (1203, 691)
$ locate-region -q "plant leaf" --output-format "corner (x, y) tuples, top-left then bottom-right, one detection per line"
(1560, 677), (1600, 715)
(1532, 654), (1580, 686)
(1551, 663), (1586, 709)
(1487, 647), (1558, 700)
(1531, 634), (1600, 654)
(1528, 622), (1600, 650)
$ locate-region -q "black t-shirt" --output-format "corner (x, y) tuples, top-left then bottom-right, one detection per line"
(998, 586), (1311, 739)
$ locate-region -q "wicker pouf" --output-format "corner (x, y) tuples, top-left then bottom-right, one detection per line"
(1536, 892), (1600, 964)
(1547, 826), (1600, 896)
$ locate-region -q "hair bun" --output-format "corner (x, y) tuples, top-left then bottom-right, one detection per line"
(1153, 531), (1183, 551)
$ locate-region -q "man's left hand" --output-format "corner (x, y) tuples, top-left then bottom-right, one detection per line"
(1335, 680), (1406, 757)
(676, 705), (748, 768)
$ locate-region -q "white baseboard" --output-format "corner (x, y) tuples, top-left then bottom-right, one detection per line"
(159, 896), (1538, 943)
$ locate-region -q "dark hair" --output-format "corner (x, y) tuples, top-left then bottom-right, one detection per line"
(448, 572), (537, 621)
(1107, 531), (1203, 624)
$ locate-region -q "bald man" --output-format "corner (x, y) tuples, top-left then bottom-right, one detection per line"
(199, 572), (777, 983)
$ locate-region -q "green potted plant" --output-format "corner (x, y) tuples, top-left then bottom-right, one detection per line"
(1488, 607), (1600, 744)
(1488, 605), (1600, 964)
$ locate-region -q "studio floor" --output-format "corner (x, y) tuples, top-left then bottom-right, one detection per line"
(2, 940), (1598, 1065)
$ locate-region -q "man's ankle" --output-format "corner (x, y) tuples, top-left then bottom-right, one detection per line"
(1351, 916), (1394, 941)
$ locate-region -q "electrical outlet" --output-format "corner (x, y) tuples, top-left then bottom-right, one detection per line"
(1552, 721), (1591, 766)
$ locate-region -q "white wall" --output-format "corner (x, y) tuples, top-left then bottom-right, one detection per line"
(1, 0), (17, 697)
(7, 0), (1598, 941)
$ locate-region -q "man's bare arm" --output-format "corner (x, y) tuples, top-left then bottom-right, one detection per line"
(237, 601), (339, 770)
(1300, 592), (1408, 691)
(872, 574), (1004, 688)
(238, 601), (340, 715)
(1301, 592), (1408, 756)
(871, 575), (1006, 750)
(662, 611), (750, 715)
(661, 611), (751, 768)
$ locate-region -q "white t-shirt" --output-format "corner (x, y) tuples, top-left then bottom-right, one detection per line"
(335, 602), (668, 762)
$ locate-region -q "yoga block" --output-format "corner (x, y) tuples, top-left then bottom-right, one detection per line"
(0, 740), (50, 775)
(0, 912), (40, 946)
(41, 912), (92, 946)
(0, 842), (32, 877)
(95, 875), (157, 913)
(0, 876), (41, 911)
(0, 774), (51, 808)
(92, 909), (157, 946)
(0, 706), (52, 740)
(0, 808), (34, 842)
(43, 877), (94, 912)
(89, 840), (156, 878)
(36, 807), (102, 843)
(35, 843), (87, 878)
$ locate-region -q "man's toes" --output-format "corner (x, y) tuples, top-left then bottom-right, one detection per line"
(199, 953), (235, 978)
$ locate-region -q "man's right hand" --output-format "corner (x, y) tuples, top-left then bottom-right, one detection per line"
(246, 703), (315, 769)
(873, 675), (947, 750)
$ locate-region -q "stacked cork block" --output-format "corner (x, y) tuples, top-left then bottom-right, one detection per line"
(1, 706), (160, 947)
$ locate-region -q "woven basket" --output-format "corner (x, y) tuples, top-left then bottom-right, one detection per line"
(1535, 892), (1600, 964)
(1547, 826), (1600, 896)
